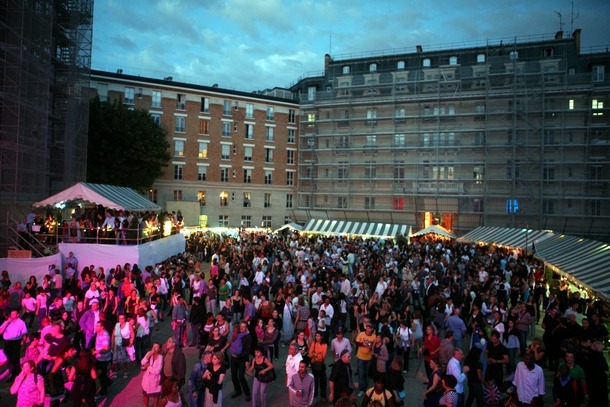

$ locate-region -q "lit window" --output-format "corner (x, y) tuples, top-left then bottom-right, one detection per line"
(476, 54), (486, 63)
(174, 140), (184, 157)
(568, 99), (575, 110)
(198, 142), (208, 158)
(197, 191), (206, 206)
(449, 56), (458, 65)
(422, 58), (431, 68)
(592, 99), (604, 116)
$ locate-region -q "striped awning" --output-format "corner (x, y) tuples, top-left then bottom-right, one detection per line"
(535, 235), (610, 299)
(33, 182), (161, 212)
(458, 226), (553, 250)
(302, 219), (411, 238)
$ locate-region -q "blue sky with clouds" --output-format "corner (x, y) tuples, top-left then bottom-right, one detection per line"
(92, 0), (610, 92)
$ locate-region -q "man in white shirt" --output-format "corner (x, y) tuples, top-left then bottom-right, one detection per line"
(0, 309), (28, 378)
(446, 348), (469, 407)
(512, 352), (544, 406)
(285, 342), (303, 404)
(311, 286), (323, 313)
(330, 328), (352, 363)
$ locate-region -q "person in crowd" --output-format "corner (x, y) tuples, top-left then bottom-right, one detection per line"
(112, 313), (135, 378)
(159, 377), (186, 407)
(464, 347), (484, 407)
(386, 357), (405, 406)
(202, 352), (226, 407)
(69, 349), (98, 407)
(141, 342), (164, 407)
(259, 318), (280, 361)
(247, 346), (275, 407)
(355, 323), (376, 396)
(485, 330), (508, 387)
(79, 298), (101, 347)
(330, 327), (351, 364)
(482, 374), (501, 407)
(9, 360), (45, 407)
(286, 341), (304, 404)
(229, 321), (252, 401)
(189, 351), (212, 407)
(558, 351), (586, 405)
(446, 348), (469, 407)
(172, 295), (188, 347)
(420, 325), (441, 376)
(395, 319), (414, 373)
(439, 374), (459, 407)
(552, 364), (578, 407)
(0, 308), (27, 379)
(289, 360), (315, 407)
(512, 352), (545, 407)
(418, 358), (444, 407)
(329, 349), (355, 404)
(189, 296), (206, 347)
(445, 308), (468, 350)
(92, 320), (112, 399)
(162, 337), (186, 388)
(362, 376), (395, 407)
(309, 331), (328, 401)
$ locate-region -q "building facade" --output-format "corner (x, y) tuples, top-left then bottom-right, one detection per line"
(90, 71), (299, 230)
(0, 0), (93, 255)
(290, 30), (610, 242)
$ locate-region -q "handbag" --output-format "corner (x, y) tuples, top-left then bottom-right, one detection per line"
(122, 337), (130, 347)
(258, 366), (276, 383)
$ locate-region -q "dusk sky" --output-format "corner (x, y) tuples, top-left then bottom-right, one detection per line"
(91, 0), (610, 92)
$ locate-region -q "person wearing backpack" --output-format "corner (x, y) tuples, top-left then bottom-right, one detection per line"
(362, 377), (395, 407)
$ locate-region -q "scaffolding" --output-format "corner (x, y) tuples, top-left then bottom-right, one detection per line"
(292, 31), (610, 241)
(0, 0), (93, 255)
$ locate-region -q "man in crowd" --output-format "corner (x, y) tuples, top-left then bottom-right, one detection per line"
(229, 321), (252, 401)
(446, 347), (469, 407)
(329, 349), (356, 404)
(289, 360), (315, 407)
(0, 308), (27, 379)
(512, 352), (545, 406)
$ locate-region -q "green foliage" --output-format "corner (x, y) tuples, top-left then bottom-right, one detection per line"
(87, 98), (170, 193)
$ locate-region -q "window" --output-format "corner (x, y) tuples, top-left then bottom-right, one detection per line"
(366, 109), (377, 125)
(475, 132), (486, 146)
(476, 53), (486, 63)
(593, 65), (605, 82)
(265, 126), (274, 141)
(218, 215), (229, 227)
(307, 86), (316, 101)
(397, 60), (405, 70)
(201, 97), (209, 113)
(266, 107), (274, 121)
(222, 100), (231, 115)
(175, 116), (185, 132)
(506, 199), (519, 214)
(173, 190), (182, 201)
(369, 63), (377, 72)
(198, 142), (208, 158)
(544, 129), (555, 144)
(286, 194), (293, 208)
(222, 121), (231, 137)
(394, 134), (406, 147)
(473, 165), (484, 184)
(342, 65), (350, 74)
(422, 58), (431, 67)
(199, 119), (209, 134)
(245, 103), (254, 118)
(307, 113), (316, 123)
(338, 162), (349, 180)
(197, 191), (206, 206)
(287, 129), (295, 143)
(365, 161), (376, 179)
(543, 47), (554, 57)
(394, 162), (405, 180)
(148, 189), (157, 203)
(542, 200), (554, 214)
(221, 144), (230, 160)
(174, 140), (184, 157)
(592, 99), (604, 116)
(152, 91), (161, 108)
(174, 165), (183, 180)
(286, 150), (295, 165)
(288, 109), (296, 123)
(393, 197), (405, 210)
(364, 197), (375, 209)
(262, 216), (272, 228)
(591, 165), (602, 182)
(286, 171), (294, 186)
(197, 165), (207, 181)
(543, 165), (555, 183)
(124, 87), (134, 105)
(244, 123), (254, 139)
(219, 191), (229, 207)
(176, 94), (186, 109)
(151, 113), (161, 126)
(243, 192), (251, 207)
(509, 51), (519, 60)
(220, 168), (229, 182)
(568, 99), (575, 110)
(264, 170), (272, 184)
(506, 161), (520, 179)
(244, 146), (253, 161)
(591, 200), (601, 216)
(240, 216), (251, 227)
(395, 107), (406, 119)
(366, 135), (377, 146)
(264, 193), (271, 208)
(265, 148), (273, 163)
(475, 103), (486, 113)
(473, 199), (484, 213)
(449, 56), (458, 65)
(138, 88), (143, 99)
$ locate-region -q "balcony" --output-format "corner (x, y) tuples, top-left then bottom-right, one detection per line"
(413, 181), (464, 193)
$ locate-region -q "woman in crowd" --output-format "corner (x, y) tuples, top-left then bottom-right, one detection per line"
(259, 319), (280, 361)
(205, 326), (228, 354)
(418, 358), (444, 407)
(395, 319), (414, 373)
(141, 342), (164, 407)
(386, 357), (405, 406)
(112, 313), (135, 378)
(9, 360), (45, 407)
(160, 377), (185, 407)
(464, 347), (484, 407)
(503, 318), (520, 375)
(203, 352), (226, 407)
(420, 325), (441, 376)
(247, 346), (275, 407)
(104, 288), (120, 325)
(69, 349), (98, 407)
(309, 331), (328, 401)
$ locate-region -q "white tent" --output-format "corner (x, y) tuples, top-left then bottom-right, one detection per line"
(32, 182), (161, 212)
(273, 223), (303, 233)
(411, 224), (456, 239)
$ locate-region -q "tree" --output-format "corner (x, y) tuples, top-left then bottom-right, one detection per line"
(87, 98), (170, 192)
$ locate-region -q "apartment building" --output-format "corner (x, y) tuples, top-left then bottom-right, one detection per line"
(290, 30), (610, 241)
(90, 71), (300, 229)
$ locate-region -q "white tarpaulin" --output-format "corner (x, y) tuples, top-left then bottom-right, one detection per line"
(411, 224), (456, 239)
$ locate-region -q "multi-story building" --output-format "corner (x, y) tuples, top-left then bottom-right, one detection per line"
(290, 30), (610, 242)
(0, 0), (93, 255)
(90, 71), (300, 229)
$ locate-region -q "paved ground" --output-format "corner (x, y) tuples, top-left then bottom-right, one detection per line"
(1, 316), (569, 407)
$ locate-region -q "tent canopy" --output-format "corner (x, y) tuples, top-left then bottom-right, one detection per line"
(273, 222), (303, 233)
(458, 226), (553, 251)
(32, 182), (161, 212)
(302, 218), (411, 238)
(411, 224), (456, 239)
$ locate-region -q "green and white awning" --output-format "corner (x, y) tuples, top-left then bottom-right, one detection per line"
(303, 219), (411, 238)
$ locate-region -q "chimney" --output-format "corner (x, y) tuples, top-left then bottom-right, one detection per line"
(164, 76), (173, 81)
(416, 45), (423, 53)
(572, 29), (581, 54)
(116, 68), (123, 74)
(555, 31), (563, 40)
(324, 54), (333, 73)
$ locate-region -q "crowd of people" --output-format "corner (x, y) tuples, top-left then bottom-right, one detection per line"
(0, 228), (608, 407)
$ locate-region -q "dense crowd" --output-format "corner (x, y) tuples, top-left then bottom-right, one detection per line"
(0, 229), (608, 407)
